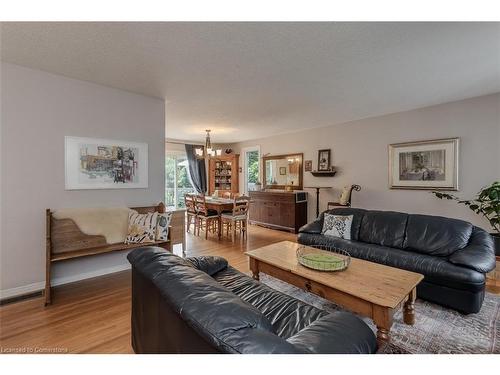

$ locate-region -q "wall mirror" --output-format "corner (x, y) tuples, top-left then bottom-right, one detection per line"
(263, 153), (303, 190)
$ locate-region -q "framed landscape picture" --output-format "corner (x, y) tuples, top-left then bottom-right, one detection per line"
(389, 138), (459, 190)
(65, 136), (148, 190)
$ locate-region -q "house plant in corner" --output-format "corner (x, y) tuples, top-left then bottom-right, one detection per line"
(432, 181), (500, 257)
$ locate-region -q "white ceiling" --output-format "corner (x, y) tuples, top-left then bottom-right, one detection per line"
(1, 22), (499, 143)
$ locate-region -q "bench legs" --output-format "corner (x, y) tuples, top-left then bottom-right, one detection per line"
(45, 259), (52, 306)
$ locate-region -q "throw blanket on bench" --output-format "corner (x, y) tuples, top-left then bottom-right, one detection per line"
(52, 207), (133, 244)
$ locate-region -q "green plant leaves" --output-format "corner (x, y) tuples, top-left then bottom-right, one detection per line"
(431, 181), (500, 233)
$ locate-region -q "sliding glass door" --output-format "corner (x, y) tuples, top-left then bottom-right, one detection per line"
(165, 151), (195, 209)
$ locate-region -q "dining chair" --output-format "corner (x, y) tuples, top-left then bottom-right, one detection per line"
(222, 191), (233, 199)
(194, 194), (220, 239)
(220, 196), (250, 242)
(184, 193), (198, 234)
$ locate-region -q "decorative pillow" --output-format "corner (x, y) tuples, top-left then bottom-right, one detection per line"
(156, 212), (173, 241)
(125, 211), (158, 244)
(322, 214), (353, 240)
(338, 186), (352, 206)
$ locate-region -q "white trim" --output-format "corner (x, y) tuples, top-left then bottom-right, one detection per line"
(0, 282), (45, 300)
(0, 263), (131, 301)
(165, 149), (187, 155)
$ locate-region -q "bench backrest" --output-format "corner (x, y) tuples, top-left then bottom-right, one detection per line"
(47, 203), (165, 255)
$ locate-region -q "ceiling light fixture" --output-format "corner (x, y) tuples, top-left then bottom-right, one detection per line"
(205, 129), (212, 155)
(194, 129), (218, 159)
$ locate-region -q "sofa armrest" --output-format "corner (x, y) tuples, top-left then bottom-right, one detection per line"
(221, 328), (303, 354)
(286, 312), (377, 354)
(448, 227), (496, 273)
(186, 256), (228, 276)
(298, 219), (323, 234)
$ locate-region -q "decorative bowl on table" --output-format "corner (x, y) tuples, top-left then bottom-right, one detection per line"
(296, 245), (351, 272)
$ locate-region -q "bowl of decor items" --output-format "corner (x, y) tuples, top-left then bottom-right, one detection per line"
(296, 245), (351, 272)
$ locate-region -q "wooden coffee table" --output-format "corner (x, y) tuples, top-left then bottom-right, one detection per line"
(245, 241), (424, 346)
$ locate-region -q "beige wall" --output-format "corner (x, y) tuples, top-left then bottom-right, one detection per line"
(0, 63), (165, 297)
(233, 94), (500, 230)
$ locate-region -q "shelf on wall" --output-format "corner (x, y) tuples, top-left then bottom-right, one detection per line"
(310, 170), (337, 177)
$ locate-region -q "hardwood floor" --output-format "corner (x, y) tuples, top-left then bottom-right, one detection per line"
(0, 225), (295, 354)
(0, 225), (498, 354)
(486, 259), (500, 294)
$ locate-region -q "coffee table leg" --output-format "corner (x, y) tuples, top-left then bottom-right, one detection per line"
(403, 287), (416, 325)
(373, 305), (393, 347)
(249, 258), (259, 281)
(376, 327), (390, 346)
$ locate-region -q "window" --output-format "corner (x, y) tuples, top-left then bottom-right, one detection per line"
(242, 146), (260, 194)
(165, 152), (195, 209)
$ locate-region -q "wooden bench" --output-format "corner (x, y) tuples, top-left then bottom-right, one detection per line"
(45, 202), (183, 305)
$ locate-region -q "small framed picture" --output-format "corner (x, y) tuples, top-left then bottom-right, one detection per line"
(279, 167), (287, 175)
(304, 160), (312, 171)
(389, 138), (459, 190)
(317, 149), (331, 171)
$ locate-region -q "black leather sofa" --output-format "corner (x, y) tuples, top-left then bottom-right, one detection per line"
(127, 247), (377, 354)
(298, 208), (496, 314)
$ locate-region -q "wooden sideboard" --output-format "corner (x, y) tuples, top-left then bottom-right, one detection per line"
(248, 191), (308, 233)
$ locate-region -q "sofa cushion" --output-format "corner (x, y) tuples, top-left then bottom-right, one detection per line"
(403, 214), (473, 256)
(126, 211), (158, 244)
(155, 212), (173, 241)
(186, 255), (228, 275)
(286, 311), (377, 354)
(322, 214), (353, 239)
(306, 236), (485, 292)
(213, 266), (329, 339)
(323, 208), (366, 240)
(358, 210), (408, 248)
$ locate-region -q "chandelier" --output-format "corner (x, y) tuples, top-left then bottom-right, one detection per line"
(205, 129), (212, 154)
(194, 129), (221, 159)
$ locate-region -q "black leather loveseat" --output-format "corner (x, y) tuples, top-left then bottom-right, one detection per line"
(127, 247), (377, 354)
(298, 208), (496, 314)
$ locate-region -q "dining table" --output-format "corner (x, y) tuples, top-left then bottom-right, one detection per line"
(204, 196), (234, 238)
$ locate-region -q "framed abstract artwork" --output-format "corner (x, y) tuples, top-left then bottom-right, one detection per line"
(65, 136), (148, 190)
(389, 138), (459, 190)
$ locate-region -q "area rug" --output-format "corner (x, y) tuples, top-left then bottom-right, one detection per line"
(260, 274), (500, 354)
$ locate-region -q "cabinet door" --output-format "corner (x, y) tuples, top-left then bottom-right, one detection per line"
(249, 201), (261, 222)
(279, 202), (295, 229)
(262, 201), (280, 225)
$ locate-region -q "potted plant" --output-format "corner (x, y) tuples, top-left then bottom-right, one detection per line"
(432, 181), (500, 256)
